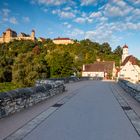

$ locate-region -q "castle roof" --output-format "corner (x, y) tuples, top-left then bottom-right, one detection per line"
(6, 28), (12, 31)
(20, 32), (30, 37)
(121, 55), (138, 66)
(6, 28), (17, 34)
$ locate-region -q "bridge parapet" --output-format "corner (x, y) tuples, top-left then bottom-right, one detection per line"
(118, 79), (140, 101)
(0, 81), (65, 119)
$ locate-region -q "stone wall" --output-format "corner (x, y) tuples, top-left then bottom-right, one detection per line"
(0, 82), (65, 119)
(118, 79), (140, 102)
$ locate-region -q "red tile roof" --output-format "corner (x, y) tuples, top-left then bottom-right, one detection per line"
(121, 55), (137, 66)
(123, 44), (128, 48)
(54, 37), (71, 40)
(83, 61), (114, 73)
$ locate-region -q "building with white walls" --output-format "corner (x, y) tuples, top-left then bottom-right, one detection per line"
(118, 45), (140, 83)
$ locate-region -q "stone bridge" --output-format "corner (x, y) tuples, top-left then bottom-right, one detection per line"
(0, 80), (140, 140)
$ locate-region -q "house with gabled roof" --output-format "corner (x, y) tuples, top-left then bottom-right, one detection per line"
(82, 60), (116, 79)
(118, 45), (140, 83)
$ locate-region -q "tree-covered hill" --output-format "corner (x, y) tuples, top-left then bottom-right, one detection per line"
(0, 39), (123, 87)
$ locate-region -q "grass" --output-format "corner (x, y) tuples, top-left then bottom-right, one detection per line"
(0, 82), (22, 92)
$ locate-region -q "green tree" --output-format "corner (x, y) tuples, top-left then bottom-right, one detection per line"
(46, 50), (74, 77)
(12, 51), (49, 86)
(113, 46), (122, 57)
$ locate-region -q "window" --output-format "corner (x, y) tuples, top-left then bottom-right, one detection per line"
(88, 74), (90, 77)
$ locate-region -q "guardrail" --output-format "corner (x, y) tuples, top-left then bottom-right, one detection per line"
(118, 79), (140, 102)
(0, 76), (100, 119)
(36, 77), (92, 84)
(0, 81), (65, 119)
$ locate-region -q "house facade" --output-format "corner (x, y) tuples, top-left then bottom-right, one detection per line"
(0, 28), (35, 43)
(53, 37), (74, 45)
(118, 45), (140, 83)
(82, 61), (116, 79)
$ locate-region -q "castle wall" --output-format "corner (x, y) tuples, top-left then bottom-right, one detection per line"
(0, 37), (3, 43)
(16, 36), (35, 41)
(0, 29), (35, 43)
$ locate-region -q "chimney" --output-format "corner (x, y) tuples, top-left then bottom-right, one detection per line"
(83, 64), (85, 71)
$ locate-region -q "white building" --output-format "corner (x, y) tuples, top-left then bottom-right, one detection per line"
(82, 61), (116, 79)
(53, 37), (74, 45)
(118, 45), (140, 83)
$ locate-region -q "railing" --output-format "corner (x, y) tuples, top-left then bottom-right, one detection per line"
(0, 81), (65, 119)
(0, 76), (100, 119)
(118, 79), (140, 101)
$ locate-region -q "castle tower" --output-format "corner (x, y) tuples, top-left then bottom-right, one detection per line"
(5, 28), (12, 42)
(2, 32), (6, 42)
(31, 29), (35, 41)
(122, 44), (129, 62)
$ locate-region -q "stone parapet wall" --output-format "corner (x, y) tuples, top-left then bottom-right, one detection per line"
(118, 79), (140, 102)
(0, 83), (65, 119)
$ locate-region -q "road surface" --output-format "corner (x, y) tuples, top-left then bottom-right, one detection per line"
(1, 80), (140, 140)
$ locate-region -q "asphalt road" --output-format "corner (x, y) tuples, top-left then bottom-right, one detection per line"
(0, 81), (90, 140)
(1, 81), (140, 140)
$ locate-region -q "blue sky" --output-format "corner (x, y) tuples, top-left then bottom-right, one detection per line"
(0, 0), (140, 59)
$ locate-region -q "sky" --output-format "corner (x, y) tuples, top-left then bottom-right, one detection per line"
(0, 0), (140, 59)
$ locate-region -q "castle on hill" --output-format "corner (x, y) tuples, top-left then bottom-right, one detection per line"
(0, 28), (35, 43)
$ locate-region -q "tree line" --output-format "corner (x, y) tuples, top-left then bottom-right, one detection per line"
(0, 39), (123, 87)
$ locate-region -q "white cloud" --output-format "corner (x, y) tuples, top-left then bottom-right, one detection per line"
(22, 16), (30, 23)
(81, 12), (87, 17)
(81, 0), (96, 6)
(60, 11), (75, 18)
(74, 17), (86, 23)
(87, 18), (93, 23)
(3, 17), (8, 22)
(33, 0), (67, 6)
(66, 28), (84, 38)
(52, 9), (75, 18)
(74, 17), (93, 24)
(103, 0), (133, 17)
(63, 7), (72, 11)
(85, 26), (118, 44)
(89, 11), (102, 18)
(2, 8), (10, 17)
(63, 22), (72, 28)
(127, 0), (140, 5)
(99, 17), (108, 22)
(125, 22), (140, 30)
(84, 19), (140, 44)
(133, 8), (140, 15)
(9, 17), (18, 24)
(113, 0), (126, 7)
